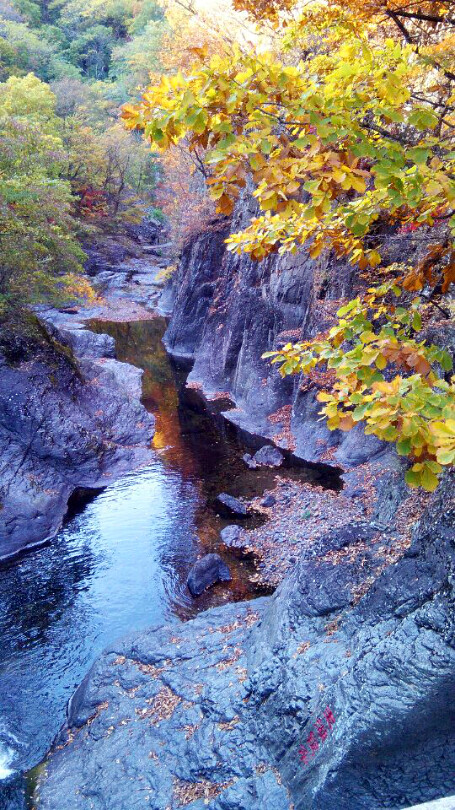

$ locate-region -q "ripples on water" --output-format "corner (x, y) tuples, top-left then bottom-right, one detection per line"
(0, 317), (336, 807)
(0, 463), (203, 778)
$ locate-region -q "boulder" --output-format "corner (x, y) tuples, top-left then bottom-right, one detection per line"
(220, 525), (253, 557)
(187, 553), (231, 596)
(243, 453), (258, 469)
(261, 494), (276, 508)
(252, 445), (284, 468)
(58, 327), (115, 360)
(214, 493), (248, 518)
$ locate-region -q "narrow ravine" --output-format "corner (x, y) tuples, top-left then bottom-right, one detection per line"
(0, 315), (328, 809)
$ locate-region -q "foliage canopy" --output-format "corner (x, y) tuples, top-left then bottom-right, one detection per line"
(124, 0), (455, 489)
(0, 0), (165, 305)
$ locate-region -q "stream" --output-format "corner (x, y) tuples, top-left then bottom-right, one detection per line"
(0, 316), (331, 809)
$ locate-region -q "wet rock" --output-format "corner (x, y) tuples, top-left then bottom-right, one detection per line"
(253, 445), (284, 468)
(261, 494), (276, 507)
(0, 315), (154, 560)
(214, 493), (248, 518)
(35, 473), (455, 810)
(187, 553), (231, 596)
(243, 452), (258, 469)
(220, 525), (253, 557)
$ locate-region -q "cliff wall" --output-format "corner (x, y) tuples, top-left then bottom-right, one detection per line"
(0, 311), (154, 559)
(164, 208), (385, 469)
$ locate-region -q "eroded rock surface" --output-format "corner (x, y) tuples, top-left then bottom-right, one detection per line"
(163, 211), (385, 468)
(0, 314), (154, 559)
(35, 473), (455, 810)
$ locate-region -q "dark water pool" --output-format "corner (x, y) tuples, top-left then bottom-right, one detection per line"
(0, 317), (334, 808)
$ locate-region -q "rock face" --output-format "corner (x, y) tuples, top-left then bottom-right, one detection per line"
(163, 209), (385, 468)
(82, 219), (161, 277)
(187, 553), (232, 596)
(244, 472), (455, 810)
(35, 472), (455, 810)
(214, 492), (249, 518)
(0, 313), (154, 559)
(220, 525), (252, 556)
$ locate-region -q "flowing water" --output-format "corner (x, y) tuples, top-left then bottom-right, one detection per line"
(0, 316), (335, 808)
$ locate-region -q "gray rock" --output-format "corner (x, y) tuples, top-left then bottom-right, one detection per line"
(161, 207), (345, 464)
(261, 494), (276, 508)
(220, 525), (243, 545)
(187, 553), (231, 596)
(253, 445), (284, 468)
(215, 493), (248, 518)
(220, 525), (253, 556)
(0, 317), (154, 560)
(81, 357), (145, 402)
(34, 473), (455, 810)
(243, 452), (258, 469)
(56, 327), (115, 360)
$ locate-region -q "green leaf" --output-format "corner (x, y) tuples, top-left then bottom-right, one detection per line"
(440, 351), (453, 372)
(421, 464), (439, 492)
(405, 468), (420, 488)
(408, 108), (438, 131)
(352, 402), (371, 421)
(408, 147), (430, 165)
(412, 312), (422, 331)
(396, 437), (412, 456)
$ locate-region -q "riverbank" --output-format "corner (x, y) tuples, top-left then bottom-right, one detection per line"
(238, 465), (431, 589)
(2, 216), (453, 810)
(0, 223), (171, 561)
(0, 307), (155, 561)
(34, 470), (455, 810)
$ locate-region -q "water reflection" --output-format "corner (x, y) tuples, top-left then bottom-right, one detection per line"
(0, 316), (335, 805)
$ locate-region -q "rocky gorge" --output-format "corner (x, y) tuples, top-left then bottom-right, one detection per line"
(34, 470), (455, 810)
(0, 208), (453, 809)
(26, 207), (455, 810)
(0, 222), (166, 561)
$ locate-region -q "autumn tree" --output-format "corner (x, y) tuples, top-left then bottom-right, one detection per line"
(128, 0), (260, 253)
(124, 0), (455, 490)
(0, 73), (91, 304)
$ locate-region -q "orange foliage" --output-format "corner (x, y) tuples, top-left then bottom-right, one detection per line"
(148, 1), (250, 249)
(156, 145), (214, 250)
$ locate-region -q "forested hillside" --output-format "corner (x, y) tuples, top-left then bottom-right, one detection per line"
(0, 0), (167, 305)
